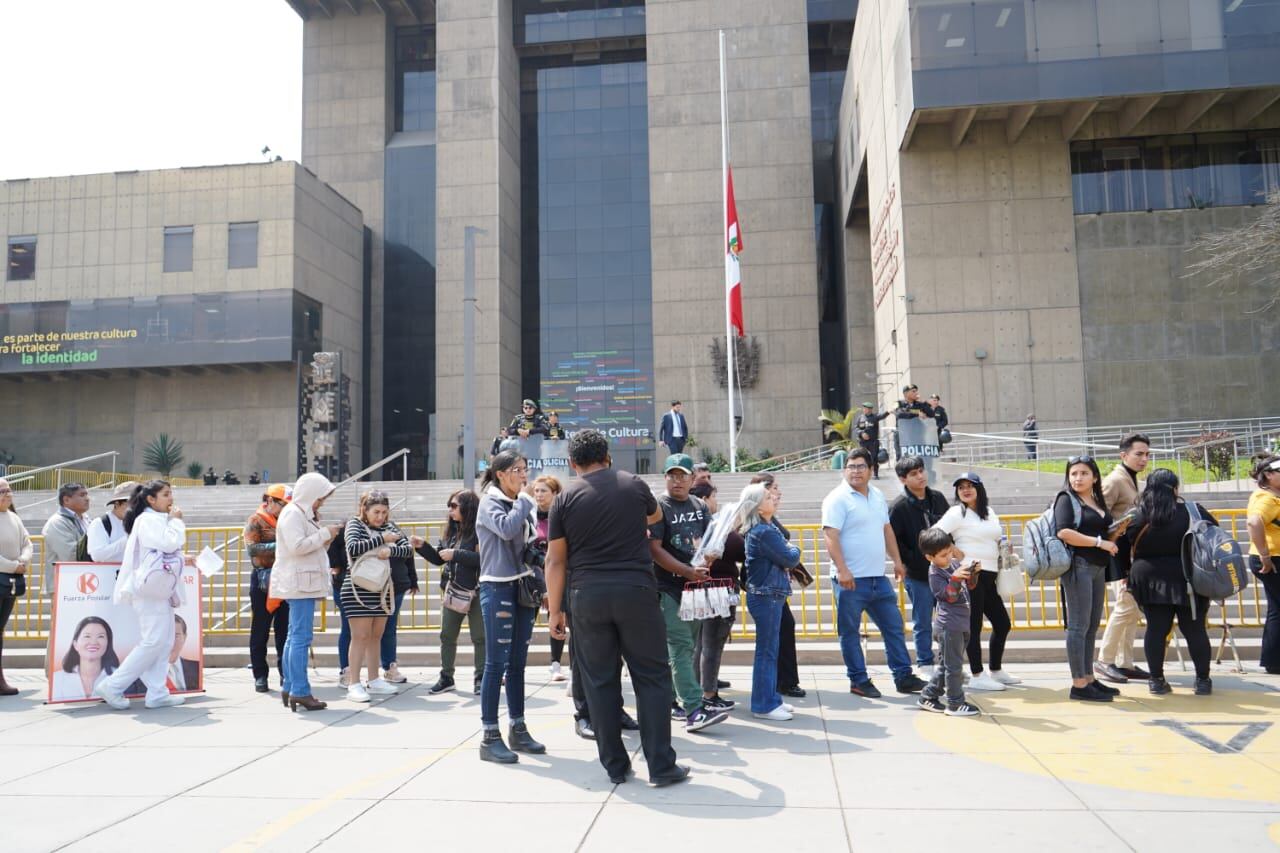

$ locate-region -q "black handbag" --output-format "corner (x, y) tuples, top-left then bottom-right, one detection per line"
(517, 571), (546, 609)
(0, 572), (27, 597)
(253, 567), (272, 593)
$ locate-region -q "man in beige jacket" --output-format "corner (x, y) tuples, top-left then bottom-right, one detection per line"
(1095, 433), (1152, 683)
(40, 483), (89, 597)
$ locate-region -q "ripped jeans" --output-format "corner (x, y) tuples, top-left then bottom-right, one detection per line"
(479, 580), (537, 728)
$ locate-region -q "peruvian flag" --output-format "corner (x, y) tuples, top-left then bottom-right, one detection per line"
(725, 166), (745, 336)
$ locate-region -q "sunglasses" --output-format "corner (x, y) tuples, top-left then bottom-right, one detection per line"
(367, 490), (389, 500)
(1067, 456), (1094, 465)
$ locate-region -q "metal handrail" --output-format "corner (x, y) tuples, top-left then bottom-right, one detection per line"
(330, 447), (412, 510)
(4, 451), (119, 487)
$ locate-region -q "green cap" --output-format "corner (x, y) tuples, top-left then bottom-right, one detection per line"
(861, 401), (874, 408)
(663, 453), (695, 474)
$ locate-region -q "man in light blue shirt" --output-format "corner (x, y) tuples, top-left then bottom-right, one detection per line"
(821, 447), (927, 698)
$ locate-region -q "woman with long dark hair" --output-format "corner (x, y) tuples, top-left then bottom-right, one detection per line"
(52, 616), (120, 701)
(1246, 454), (1280, 674)
(415, 489), (484, 695)
(1123, 469), (1215, 694)
(934, 473), (1018, 691)
(475, 449), (544, 764)
(342, 489), (410, 703)
(1054, 457), (1122, 702)
(94, 480), (189, 710)
(0, 478), (32, 696)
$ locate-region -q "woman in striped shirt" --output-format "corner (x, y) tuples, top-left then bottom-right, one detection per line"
(342, 490), (411, 703)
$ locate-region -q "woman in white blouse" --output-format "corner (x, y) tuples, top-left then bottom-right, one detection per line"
(933, 473), (1019, 691)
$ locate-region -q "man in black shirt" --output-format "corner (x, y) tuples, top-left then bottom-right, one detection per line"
(888, 455), (951, 677)
(546, 430), (688, 787)
(856, 402), (890, 479)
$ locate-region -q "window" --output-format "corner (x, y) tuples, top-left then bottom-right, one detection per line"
(228, 222), (258, 269)
(394, 28), (436, 134)
(6, 236), (36, 281)
(163, 226), (193, 273)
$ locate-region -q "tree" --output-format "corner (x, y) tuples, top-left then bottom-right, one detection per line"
(143, 434), (185, 477)
(1185, 192), (1280, 311)
(186, 461), (204, 480)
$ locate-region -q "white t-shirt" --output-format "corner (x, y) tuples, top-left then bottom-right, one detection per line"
(934, 504), (1002, 572)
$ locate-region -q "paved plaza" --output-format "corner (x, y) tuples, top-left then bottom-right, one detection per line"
(0, 664), (1277, 852)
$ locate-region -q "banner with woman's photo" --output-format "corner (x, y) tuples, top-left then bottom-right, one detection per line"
(46, 562), (204, 704)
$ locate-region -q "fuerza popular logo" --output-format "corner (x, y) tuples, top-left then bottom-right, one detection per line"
(76, 573), (99, 595)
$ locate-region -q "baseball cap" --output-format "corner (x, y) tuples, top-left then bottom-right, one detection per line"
(902, 383), (918, 393)
(861, 401), (874, 408)
(107, 480), (140, 505)
(663, 453), (695, 474)
(265, 484), (292, 502)
(952, 472), (983, 488)
(522, 399), (536, 408)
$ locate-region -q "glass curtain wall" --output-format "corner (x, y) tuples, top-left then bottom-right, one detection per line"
(384, 26), (437, 477)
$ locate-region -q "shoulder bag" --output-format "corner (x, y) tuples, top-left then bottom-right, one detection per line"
(350, 521), (392, 593)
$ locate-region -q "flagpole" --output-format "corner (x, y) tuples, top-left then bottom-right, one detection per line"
(719, 28), (737, 473)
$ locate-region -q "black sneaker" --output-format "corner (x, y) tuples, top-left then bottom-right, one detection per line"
(620, 711), (640, 731)
(704, 694), (736, 711)
(916, 694), (946, 713)
(1092, 680), (1120, 696)
(895, 674), (928, 694)
(717, 680), (731, 689)
(670, 702), (687, 721)
(1070, 684), (1112, 702)
(575, 718), (596, 740)
(650, 765), (691, 787)
(685, 706), (729, 733)
(428, 676), (456, 695)
(254, 676), (269, 693)
(944, 700), (981, 717)
(1148, 677), (1172, 695)
(780, 685), (807, 698)
(850, 679), (882, 699)
(1194, 677), (1213, 696)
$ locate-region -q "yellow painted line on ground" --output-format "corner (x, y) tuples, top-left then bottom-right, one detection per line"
(221, 743), (464, 853)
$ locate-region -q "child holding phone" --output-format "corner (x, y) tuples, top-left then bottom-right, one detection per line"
(916, 528), (982, 717)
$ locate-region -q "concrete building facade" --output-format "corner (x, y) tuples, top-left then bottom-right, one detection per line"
(0, 162), (365, 476)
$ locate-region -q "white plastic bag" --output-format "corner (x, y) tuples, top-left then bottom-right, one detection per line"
(996, 539), (1023, 599)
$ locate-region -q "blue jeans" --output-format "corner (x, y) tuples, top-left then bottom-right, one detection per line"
(835, 576), (913, 684)
(331, 576), (350, 670)
(282, 597), (316, 697)
(479, 580), (536, 728)
(746, 591), (786, 714)
(380, 590), (407, 669)
(903, 577), (935, 667)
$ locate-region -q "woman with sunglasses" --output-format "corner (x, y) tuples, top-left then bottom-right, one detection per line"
(341, 490), (410, 703)
(414, 490), (484, 695)
(1247, 454), (1280, 674)
(475, 450), (544, 764)
(1055, 456), (1124, 702)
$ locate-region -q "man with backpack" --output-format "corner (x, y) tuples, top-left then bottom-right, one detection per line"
(83, 482), (139, 563)
(1095, 434), (1152, 684)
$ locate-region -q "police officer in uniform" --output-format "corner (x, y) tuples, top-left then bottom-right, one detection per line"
(928, 394), (948, 433)
(893, 384), (935, 462)
(855, 402), (890, 479)
(506, 399), (549, 438)
(545, 411), (568, 440)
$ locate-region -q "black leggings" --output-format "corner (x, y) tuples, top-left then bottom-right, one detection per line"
(967, 571), (1011, 675)
(1141, 601), (1210, 680)
(0, 595), (13, 659)
(550, 635), (566, 665)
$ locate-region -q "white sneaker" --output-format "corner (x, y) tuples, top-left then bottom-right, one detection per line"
(384, 663), (407, 684)
(781, 702), (794, 713)
(92, 683), (130, 710)
(347, 683), (371, 703)
(990, 669), (1022, 685)
(550, 661), (567, 682)
(968, 672), (1007, 691)
(338, 667), (352, 688)
(145, 694), (185, 709)
(752, 705), (793, 721)
(366, 678), (398, 695)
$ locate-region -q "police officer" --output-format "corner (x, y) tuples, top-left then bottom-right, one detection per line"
(893, 384), (935, 421)
(545, 411), (568, 440)
(928, 394), (949, 433)
(506, 399), (548, 438)
(855, 402), (890, 479)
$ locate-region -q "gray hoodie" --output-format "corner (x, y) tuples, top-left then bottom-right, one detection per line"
(476, 485), (535, 583)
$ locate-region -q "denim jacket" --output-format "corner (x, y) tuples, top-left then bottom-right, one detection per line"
(744, 522), (800, 597)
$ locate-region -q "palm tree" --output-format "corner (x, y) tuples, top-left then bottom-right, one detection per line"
(143, 434), (185, 477)
(820, 409), (857, 447)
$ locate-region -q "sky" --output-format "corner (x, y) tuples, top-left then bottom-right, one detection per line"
(0, 0), (302, 181)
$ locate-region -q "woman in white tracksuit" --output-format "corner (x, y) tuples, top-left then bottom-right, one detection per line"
(94, 480), (188, 710)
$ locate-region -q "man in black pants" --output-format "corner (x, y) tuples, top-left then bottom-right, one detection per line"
(566, 605), (640, 739)
(546, 430), (688, 787)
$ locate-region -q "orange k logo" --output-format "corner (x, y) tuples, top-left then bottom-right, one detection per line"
(77, 574), (99, 595)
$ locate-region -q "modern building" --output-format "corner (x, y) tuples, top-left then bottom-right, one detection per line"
(840, 0), (1280, 431)
(0, 162), (365, 476)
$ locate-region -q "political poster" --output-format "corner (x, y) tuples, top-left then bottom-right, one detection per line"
(46, 562), (204, 705)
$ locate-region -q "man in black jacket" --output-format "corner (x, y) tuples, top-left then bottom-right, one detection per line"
(855, 402), (890, 479)
(888, 455), (950, 676)
(506, 399), (548, 438)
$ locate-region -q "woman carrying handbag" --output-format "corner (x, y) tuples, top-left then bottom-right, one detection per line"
(342, 490), (409, 703)
(272, 472), (341, 712)
(0, 478), (33, 696)
(414, 489), (484, 696)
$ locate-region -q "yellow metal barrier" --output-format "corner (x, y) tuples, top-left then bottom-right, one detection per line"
(4, 510), (1266, 643)
(5, 464), (202, 491)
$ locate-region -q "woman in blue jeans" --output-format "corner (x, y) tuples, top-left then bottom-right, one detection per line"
(272, 472), (340, 712)
(475, 450), (545, 764)
(737, 484), (801, 721)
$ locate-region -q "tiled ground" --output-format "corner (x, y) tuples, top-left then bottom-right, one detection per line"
(0, 663), (1277, 852)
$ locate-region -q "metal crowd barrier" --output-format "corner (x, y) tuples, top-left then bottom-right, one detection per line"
(4, 510), (1265, 642)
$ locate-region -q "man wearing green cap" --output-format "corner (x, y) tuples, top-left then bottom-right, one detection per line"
(506, 399), (548, 439)
(649, 453), (728, 733)
(856, 402), (890, 479)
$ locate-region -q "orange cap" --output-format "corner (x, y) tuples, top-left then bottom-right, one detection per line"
(265, 484), (292, 502)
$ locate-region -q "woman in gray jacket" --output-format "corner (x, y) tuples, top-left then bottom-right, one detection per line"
(475, 449), (545, 764)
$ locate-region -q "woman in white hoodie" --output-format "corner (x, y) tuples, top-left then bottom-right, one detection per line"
(93, 480), (188, 710)
(272, 472), (341, 712)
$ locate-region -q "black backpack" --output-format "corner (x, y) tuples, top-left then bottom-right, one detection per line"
(1181, 502), (1249, 601)
(74, 513), (113, 562)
